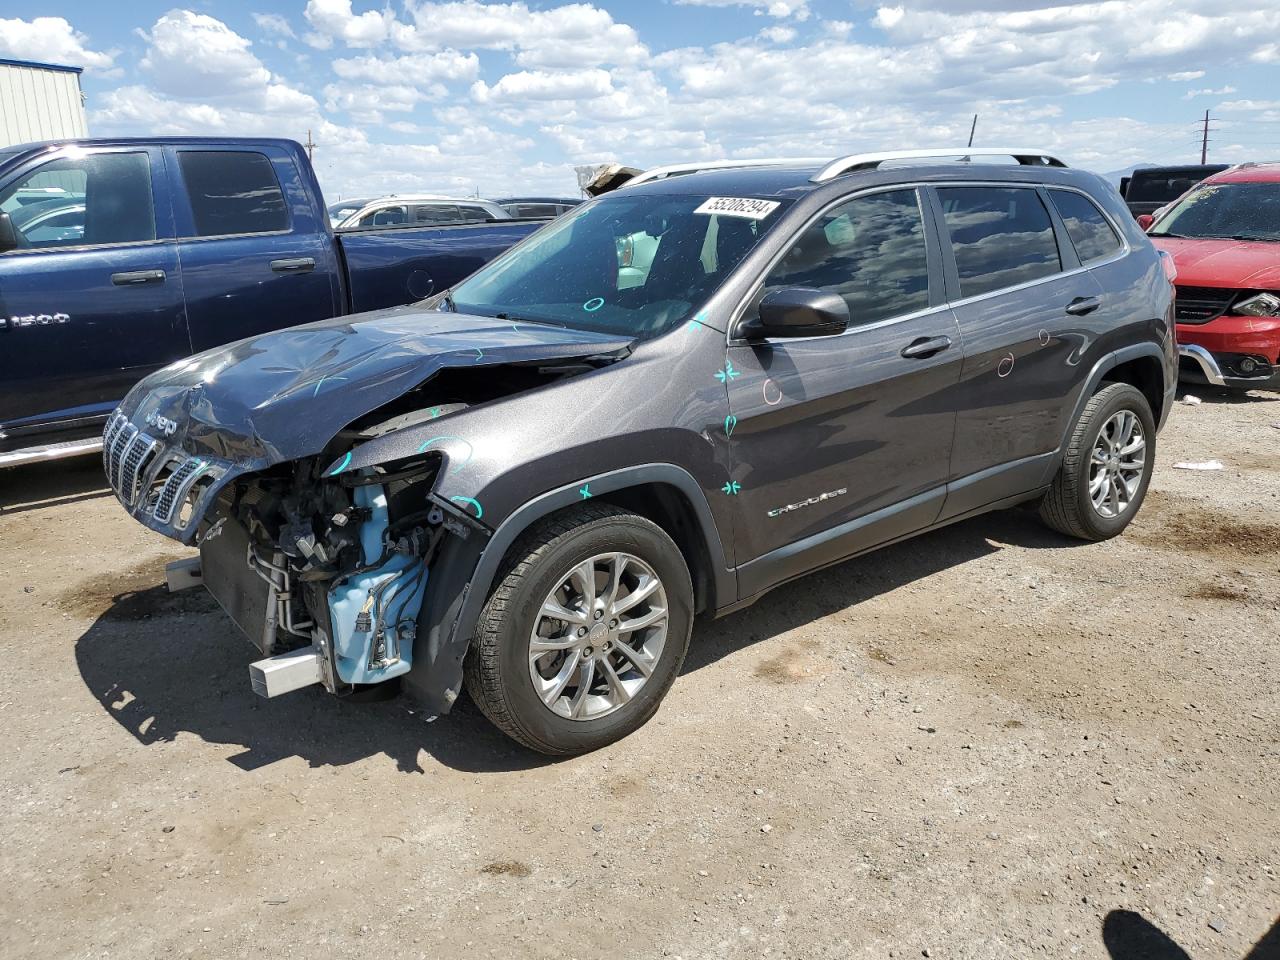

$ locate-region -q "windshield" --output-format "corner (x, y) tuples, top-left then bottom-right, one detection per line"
(450, 192), (791, 337)
(1151, 181), (1280, 241)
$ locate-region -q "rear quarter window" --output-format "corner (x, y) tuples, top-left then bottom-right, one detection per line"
(178, 151), (288, 237)
(1049, 190), (1122, 264)
(938, 186), (1062, 299)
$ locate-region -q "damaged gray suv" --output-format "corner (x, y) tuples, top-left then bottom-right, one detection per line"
(105, 148), (1177, 754)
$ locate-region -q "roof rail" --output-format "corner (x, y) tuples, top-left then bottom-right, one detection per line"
(625, 157), (830, 188)
(811, 148), (1068, 183)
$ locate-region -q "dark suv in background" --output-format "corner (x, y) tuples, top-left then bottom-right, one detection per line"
(104, 148), (1177, 755)
(1120, 163), (1228, 219)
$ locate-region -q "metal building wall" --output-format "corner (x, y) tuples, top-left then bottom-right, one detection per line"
(0, 60), (88, 148)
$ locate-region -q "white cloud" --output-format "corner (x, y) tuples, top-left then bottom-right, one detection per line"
(674, 0), (811, 19)
(252, 13), (296, 39)
(331, 49), (480, 86)
(472, 68), (615, 103)
(0, 16), (117, 72)
(303, 0), (397, 48)
(1182, 85), (1236, 99)
(140, 10), (273, 99)
(759, 25), (797, 43)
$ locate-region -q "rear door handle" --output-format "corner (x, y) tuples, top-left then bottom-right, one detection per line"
(1065, 295), (1102, 316)
(111, 269), (166, 286)
(270, 257), (316, 274)
(900, 335), (952, 359)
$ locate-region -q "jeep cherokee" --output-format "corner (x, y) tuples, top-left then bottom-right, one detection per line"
(102, 148), (1177, 755)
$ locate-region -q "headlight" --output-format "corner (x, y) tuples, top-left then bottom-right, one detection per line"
(1235, 292), (1280, 318)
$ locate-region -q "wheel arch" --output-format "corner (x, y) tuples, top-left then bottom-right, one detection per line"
(405, 465), (734, 715)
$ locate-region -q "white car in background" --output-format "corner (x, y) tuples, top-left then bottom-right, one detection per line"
(335, 195), (511, 230)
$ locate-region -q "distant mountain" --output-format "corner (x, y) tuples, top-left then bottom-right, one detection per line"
(1099, 162), (1160, 186)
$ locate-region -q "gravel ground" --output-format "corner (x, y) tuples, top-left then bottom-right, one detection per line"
(1, 386), (1277, 960)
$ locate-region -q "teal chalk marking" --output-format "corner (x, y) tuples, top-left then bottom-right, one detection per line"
(428, 406), (442, 418)
(328, 451), (352, 476)
(579, 484), (591, 499)
(312, 374), (347, 397)
(724, 414), (737, 437)
(416, 435), (473, 473)
(473, 347), (484, 362)
(688, 309), (709, 331)
(450, 496), (483, 519)
(721, 480), (741, 496)
(583, 297), (605, 312)
(714, 360), (740, 384)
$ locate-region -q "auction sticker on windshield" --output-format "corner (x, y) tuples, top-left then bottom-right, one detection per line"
(693, 197), (781, 220)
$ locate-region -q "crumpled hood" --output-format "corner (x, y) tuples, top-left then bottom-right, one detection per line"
(1153, 236), (1280, 289)
(119, 302), (633, 468)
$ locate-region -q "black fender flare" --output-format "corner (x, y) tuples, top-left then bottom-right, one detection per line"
(1042, 341), (1172, 485)
(406, 463), (734, 714)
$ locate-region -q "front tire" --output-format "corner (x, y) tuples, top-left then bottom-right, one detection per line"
(1039, 382), (1156, 541)
(464, 504), (693, 755)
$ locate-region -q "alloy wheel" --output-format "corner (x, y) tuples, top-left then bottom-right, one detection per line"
(528, 552), (668, 720)
(1089, 409), (1146, 520)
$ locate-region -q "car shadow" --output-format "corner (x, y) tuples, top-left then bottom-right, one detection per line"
(1103, 909), (1279, 960)
(0, 454), (111, 515)
(73, 506), (1081, 775)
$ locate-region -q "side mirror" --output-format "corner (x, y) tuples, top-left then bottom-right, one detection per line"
(739, 287), (849, 339)
(1136, 214), (1154, 231)
(0, 212), (18, 253)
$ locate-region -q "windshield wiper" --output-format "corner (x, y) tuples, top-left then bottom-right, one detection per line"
(1224, 234), (1279, 243)
(441, 290), (458, 312)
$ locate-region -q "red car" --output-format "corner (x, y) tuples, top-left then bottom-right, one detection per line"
(1143, 162), (1280, 390)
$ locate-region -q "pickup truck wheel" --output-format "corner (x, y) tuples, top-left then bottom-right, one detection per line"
(464, 504), (693, 755)
(1039, 382), (1156, 541)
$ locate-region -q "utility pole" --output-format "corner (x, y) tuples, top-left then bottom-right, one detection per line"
(1200, 110), (1210, 164)
(304, 129), (316, 164)
(967, 114), (978, 148)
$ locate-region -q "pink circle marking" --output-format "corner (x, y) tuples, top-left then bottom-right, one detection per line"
(762, 378), (782, 405)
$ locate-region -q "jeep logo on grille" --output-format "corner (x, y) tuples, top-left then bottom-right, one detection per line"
(145, 411), (178, 437)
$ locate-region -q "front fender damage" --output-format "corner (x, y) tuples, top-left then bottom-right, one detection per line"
(139, 322), (631, 712)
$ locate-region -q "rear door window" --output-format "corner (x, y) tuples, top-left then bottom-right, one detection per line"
(177, 151), (288, 237)
(760, 188), (930, 327)
(938, 186), (1061, 298)
(1048, 190), (1122, 264)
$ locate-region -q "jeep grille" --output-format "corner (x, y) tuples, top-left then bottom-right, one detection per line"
(103, 411), (226, 532)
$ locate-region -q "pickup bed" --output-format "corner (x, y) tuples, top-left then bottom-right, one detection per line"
(0, 137), (543, 466)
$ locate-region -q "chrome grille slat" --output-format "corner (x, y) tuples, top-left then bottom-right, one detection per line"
(121, 438), (162, 505)
(154, 458), (203, 524)
(111, 424), (138, 496)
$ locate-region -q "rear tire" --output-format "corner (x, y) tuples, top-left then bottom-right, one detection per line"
(1039, 382), (1156, 541)
(464, 504), (693, 755)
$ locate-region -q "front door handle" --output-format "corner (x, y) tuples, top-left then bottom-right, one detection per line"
(900, 335), (952, 359)
(111, 269), (166, 286)
(270, 257), (316, 274)
(1065, 295), (1102, 316)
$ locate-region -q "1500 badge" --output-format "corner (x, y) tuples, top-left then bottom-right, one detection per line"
(767, 487), (847, 518)
(0, 312), (70, 329)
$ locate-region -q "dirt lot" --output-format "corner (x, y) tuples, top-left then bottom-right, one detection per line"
(1, 387), (1276, 960)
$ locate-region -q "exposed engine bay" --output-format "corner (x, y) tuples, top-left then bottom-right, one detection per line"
(194, 364), (576, 701)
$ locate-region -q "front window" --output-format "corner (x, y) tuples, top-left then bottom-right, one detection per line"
(450, 193), (791, 338)
(1150, 182), (1280, 242)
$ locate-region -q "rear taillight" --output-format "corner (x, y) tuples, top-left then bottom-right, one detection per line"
(1158, 249), (1177, 285)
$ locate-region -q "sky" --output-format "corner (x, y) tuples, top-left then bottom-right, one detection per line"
(3, 1), (1279, 200)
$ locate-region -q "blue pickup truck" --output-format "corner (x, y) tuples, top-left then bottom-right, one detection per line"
(0, 137), (544, 467)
